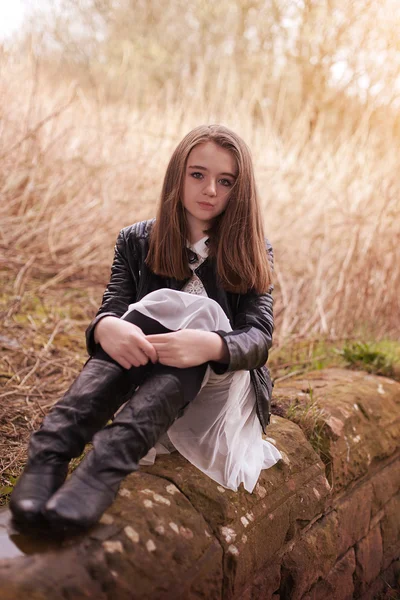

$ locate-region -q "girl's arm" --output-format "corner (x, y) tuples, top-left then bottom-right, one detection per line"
(209, 239), (274, 374)
(85, 227), (140, 355)
(208, 332), (230, 362)
(209, 291), (273, 373)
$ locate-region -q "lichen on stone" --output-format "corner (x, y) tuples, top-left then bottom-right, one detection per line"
(255, 483), (267, 498)
(146, 539), (156, 552)
(179, 526), (194, 539)
(124, 526), (140, 543)
(241, 516), (249, 528)
(169, 522), (179, 534)
(155, 525), (165, 535)
(102, 540), (124, 554)
(153, 493), (171, 506)
(220, 526), (236, 543)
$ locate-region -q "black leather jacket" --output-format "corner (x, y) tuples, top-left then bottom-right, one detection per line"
(85, 219), (274, 433)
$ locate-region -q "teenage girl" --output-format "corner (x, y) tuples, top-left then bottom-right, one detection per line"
(10, 124), (281, 532)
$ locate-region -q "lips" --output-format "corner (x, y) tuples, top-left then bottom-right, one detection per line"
(198, 201), (214, 208)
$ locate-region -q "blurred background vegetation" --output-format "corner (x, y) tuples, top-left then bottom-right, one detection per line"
(1, 0), (400, 493)
(2, 0), (400, 339)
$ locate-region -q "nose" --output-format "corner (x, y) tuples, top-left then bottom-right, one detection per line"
(203, 179), (217, 197)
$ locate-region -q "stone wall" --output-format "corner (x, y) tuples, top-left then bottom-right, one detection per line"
(0, 368), (399, 599)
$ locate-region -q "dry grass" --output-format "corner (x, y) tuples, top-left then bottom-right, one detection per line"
(1, 53), (398, 342)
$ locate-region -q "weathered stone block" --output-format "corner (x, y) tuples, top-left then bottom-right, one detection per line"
(370, 456), (400, 515)
(335, 482), (373, 556)
(354, 525), (383, 595)
(280, 512), (340, 600)
(301, 548), (356, 600)
(145, 416), (330, 599)
(238, 562), (281, 600)
(274, 369), (400, 492)
(380, 493), (400, 569)
(1, 369), (398, 600)
(0, 551), (108, 600)
(0, 472), (223, 600)
(358, 559), (400, 600)
(288, 472), (332, 533)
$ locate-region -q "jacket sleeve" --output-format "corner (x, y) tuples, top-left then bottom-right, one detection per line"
(85, 228), (139, 356)
(209, 240), (274, 374)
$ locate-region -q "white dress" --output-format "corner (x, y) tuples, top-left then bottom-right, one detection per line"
(122, 237), (282, 493)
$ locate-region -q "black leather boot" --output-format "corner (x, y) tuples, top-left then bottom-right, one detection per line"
(10, 311), (170, 528)
(9, 359), (136, 527)
(45, 361), (208, 532)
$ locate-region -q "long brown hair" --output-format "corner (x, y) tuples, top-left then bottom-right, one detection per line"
(146, 124), (272, 294)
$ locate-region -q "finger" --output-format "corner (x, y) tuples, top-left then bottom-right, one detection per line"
(137, 347), (157, 365)
(150, 342), (169, 351)
(153, 351), (172, 365)
(139, 340), (158, 363)
(126, 347), (149, 367)
(149, 345), (171, 363)
(134, 347), (151, 366)
(115, 356), (132, 370)
(146, 333), (174, 343)
(127, 336), (157, 363)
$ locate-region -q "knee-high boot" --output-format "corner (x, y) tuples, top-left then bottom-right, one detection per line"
(45, 361), (208, 531)
(9, 312), (170, 527)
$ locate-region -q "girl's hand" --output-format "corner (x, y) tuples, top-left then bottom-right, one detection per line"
(146, 329), (228, 368)
(94, 316), (158, 369)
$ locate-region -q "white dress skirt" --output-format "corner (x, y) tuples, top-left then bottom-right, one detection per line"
(122, 288), (282, 494)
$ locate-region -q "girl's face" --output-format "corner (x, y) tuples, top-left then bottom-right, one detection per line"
(182, 142), (237, 241)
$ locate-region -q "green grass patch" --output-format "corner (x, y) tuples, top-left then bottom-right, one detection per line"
(269, 338), (345, 376)
(269, 338), (400, 382)
(0, 475), (18, 506)
(337, 340), (399, 379)
(285, 387), (329, 461)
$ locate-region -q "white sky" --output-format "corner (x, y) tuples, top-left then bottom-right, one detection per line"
(0, 0), (26, 39)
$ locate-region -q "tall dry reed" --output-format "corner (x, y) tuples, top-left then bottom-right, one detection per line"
(1, 52), (399, 344)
